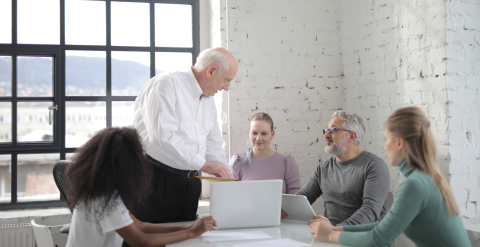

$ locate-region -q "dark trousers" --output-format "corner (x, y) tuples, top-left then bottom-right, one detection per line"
(135, 156), (201, 223)
(123, 157), (201, 247)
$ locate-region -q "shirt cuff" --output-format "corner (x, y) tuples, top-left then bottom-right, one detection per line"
(190, 154), (206, 170)
(343, 225), (356, 231)
(338, 231), (354, 246)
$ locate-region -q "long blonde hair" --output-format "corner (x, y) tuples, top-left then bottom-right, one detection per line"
(387, 106), (459, 215)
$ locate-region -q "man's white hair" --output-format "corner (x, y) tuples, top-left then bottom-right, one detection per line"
(194, 48), (229, 72)
(332, 111), (366, 146)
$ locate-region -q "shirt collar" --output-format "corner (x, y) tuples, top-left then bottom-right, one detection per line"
(398, 158), (414, 177)
(186, 67), (204, 99)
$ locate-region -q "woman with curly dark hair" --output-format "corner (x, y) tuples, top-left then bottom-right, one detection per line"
(65, 127), (216, 247)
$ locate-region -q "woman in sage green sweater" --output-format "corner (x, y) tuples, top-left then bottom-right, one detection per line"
(309, 106), (470, 247)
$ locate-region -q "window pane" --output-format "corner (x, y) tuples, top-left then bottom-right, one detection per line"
(112, 101), (135, 127)
(66, 51), (106, 96)
(155, 52), (192, 73)
(17, 153), (60, 202)
(66, 153), (75, 161)
(111, 2), (149, 47)
(65, 0), (106, 45)
(0, 56), (11, 96)
(112, 51), (150, 96)
(17, 56), (53, 97)
(0, 0), (12, 44)
(17, 102), (54, 143)
(65, 101), (106, 148)
(0, 155), (11, 203)
(0, 102), (12, 143)
(17, 0), (60, 44)
(155, 4), (192, 48)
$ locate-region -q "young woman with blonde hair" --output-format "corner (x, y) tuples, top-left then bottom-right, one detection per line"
(309, 106), (470, 246)
(229, 112), (301, 194)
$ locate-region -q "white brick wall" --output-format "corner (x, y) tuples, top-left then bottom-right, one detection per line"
(204, 1), (480, 243)
(223, 0), (344, 215)
(340, 0), (449, 201)
(446, 0), (480, 224)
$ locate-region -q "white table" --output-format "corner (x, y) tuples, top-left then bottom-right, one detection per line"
(164, 220), (347, 247)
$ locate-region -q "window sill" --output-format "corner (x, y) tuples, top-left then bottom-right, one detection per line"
(0, 207), (71, 226)
(0, 200), (210, 225)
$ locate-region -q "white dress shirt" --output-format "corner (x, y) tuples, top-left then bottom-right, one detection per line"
(133, 68), (228, 171)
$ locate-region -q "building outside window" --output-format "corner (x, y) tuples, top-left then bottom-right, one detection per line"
(0, 0), (200, 210)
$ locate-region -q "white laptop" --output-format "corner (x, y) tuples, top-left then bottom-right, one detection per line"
(281, 194), (316, 222)
(210, 180), (282, 229)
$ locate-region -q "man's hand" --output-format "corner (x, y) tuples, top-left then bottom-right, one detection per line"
(281, 210), (288, 219)
(311, 215), (330, 224)
(309, 218), (334, 242)
(187, 216), (216, 238)
(201, 162), (234, 178)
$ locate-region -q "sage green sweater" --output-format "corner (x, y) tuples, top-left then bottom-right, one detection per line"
(339, 159), (470, 247)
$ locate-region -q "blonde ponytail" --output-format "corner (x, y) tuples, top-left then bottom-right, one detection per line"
(387, 107), (459, 216)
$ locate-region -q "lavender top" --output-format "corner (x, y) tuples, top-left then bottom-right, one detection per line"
(229, 152), (301, 194)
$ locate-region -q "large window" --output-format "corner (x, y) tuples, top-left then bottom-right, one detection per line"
(0, 0), (199, 210)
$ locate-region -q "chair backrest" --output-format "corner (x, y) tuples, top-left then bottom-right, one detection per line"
(31, 220), (54, 247)
(53, 160), (71, 211)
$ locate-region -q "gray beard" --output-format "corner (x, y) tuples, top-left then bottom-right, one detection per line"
(325, 135), (348, 156)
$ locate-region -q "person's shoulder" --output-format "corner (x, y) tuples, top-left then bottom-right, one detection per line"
(401, 172), (429, 193)
(359, 152), (389, 176)
(361, 151), (387, 165)
(154, 70), (188, 83)
(316, 156), (335, 170)
(281, 154), (298, 165)
(321, 156), (336, 165)
(271, 152), (288, 160)
(361, 150), (382, 160)
(409, 170), (432, 185)
(144, 71), (190, 95)
(230, 152), (247, 166)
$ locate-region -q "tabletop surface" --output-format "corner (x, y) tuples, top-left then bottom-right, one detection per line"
(163, 220), (347, 247)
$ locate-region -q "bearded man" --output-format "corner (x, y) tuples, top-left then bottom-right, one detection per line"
(292, 111), (390, 226)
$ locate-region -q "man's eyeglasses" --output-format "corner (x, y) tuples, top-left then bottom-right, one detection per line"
(323, 127), (352, 135)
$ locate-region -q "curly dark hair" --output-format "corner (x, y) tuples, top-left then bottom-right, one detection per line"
(67, 127), (152, 216)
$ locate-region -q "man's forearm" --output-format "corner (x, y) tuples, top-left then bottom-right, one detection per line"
(295, 183), (321, 205)
(342, 200), (387, 225)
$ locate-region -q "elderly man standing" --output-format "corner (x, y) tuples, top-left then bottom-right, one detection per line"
(293, 111), (390, 226)
(132, 47), (237, 224)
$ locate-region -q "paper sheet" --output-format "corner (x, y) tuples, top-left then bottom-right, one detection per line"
(230, 238), (311, 247)
(202, 230), (272, 243)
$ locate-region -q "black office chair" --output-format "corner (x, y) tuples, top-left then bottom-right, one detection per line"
(52, 160), (72, 234)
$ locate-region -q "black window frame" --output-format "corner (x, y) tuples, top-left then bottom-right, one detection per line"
(0, 0), (200, 210)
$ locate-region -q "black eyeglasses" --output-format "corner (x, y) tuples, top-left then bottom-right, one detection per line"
(323, 127), (352, 135)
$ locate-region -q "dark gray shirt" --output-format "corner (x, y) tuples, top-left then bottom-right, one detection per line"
(296, 151), (390, 226)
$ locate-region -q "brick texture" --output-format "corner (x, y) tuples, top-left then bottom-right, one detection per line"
(205, 1), (480, 239)
(446, 0), (480, 224)
(224, 0), (344, 215)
